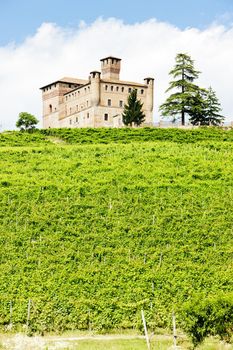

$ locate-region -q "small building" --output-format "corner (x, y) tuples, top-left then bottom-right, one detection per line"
(40, 57), (154, 128)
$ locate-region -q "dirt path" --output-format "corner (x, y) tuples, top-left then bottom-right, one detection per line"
(0, 333), (150, 350)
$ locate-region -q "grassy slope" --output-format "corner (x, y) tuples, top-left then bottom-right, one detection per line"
(0, 128), (232, 334)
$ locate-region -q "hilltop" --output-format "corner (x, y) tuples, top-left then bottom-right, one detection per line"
(0, 128), (232, 345)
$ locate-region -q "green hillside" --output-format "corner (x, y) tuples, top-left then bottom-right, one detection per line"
(0, 128), (232, 344)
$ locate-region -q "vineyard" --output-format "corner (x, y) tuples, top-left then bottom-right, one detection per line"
(0, 128), (232, 346)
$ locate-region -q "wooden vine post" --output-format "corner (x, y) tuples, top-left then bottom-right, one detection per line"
(26, 299), (31, 330)
(141, 309), (150, 350)
(172, 311), (177, 349)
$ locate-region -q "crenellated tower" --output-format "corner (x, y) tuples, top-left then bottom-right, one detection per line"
(100, 57), (121, 80)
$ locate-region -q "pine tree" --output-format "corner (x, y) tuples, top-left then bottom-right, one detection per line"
(189, 87), (224, 126)
(159, 53), (201, 125)
(122, 89), (145, 126)
(205, 87), (224, 126)
(188, 88), (208, 125)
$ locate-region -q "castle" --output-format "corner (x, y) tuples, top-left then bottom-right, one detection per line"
(40, 57), (154, 128)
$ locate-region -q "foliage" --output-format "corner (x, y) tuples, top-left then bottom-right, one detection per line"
(189, 87), (225, 126)
(40, 127), (233, 145)
(1, 128), (233, 148)
(16, 112), (39, 131)
(122, 89), (145, 126)
(159, 53), (200, 125)
(181, 293), (233, 348)
(0, 131), (49, 147)
(0, 129), (232, 341)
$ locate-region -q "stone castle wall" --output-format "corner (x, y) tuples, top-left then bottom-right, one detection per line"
(40, 57), (154, 128)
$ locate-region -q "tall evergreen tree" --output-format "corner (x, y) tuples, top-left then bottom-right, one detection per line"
(188, 88), (208, 125)
(189, 87), (224, 126)
(204, 87), (224, 126)
(122, 89), (145, 127)
(160, 53), (201, 125)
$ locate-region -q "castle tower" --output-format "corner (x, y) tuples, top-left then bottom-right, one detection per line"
(100, 56), (121, 80)
(90, 71), (101, 106)
(144, 77), (154, 125)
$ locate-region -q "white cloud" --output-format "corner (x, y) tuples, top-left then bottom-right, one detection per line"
(0, 18), (233, 130)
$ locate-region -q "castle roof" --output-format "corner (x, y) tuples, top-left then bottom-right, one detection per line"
(40, 77), (88, 90)
(101, 78), (147, 87)
(60, 77), (88, 84)
(100, 56), (121, 61)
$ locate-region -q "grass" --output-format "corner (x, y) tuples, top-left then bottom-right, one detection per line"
(74, 338), (233, 350)
(0, 128), (232, 343)
(0, 333), (232, 350)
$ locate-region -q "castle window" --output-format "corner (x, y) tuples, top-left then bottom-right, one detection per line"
(76, 117), (78, 123)
(121, 87), (124, 92)
(128, 88), (132, 93)
(104, 113), (108, 121)
(105, 85), (108, 91)
(49, 104), (52, 113)
(76, 105), (78, 112)
(69, 84), (72, 88)
(88, 86), (90, 91)
(54, 84), (56, 88)
(111, 86), (114, 91)
(70, 119), (72, 125)
(85, 88), (87, 92)
(87, 113), (90, 119)
(66, 96), (68, 101)
(116, 86), (119, 92)
(141, 89), (144, 94)
(86, 100), (89, 107)
(119, 100), (123, 108)
(107, 99), (112, 106)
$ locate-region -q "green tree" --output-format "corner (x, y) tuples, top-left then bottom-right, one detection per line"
(187, 88), (208, 125)
(16, 112), (39, 131)
(160, 53), (201, 125)
(122, 89), (145, 126)
(189, 87), (224, 126)
(181, 293), (233, 348)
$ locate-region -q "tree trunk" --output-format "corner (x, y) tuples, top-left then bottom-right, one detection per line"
(181, 66), (185, 126)
(181, 109), (185, 126)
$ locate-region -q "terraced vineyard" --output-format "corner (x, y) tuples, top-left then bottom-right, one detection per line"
(0, 128), (232, 346)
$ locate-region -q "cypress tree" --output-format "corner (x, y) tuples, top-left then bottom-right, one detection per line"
(122, 89), (145, 127)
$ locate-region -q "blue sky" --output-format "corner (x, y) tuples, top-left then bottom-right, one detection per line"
(1, 0), (233, 45)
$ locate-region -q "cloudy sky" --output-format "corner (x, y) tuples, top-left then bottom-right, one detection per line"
(0, 0), (233, 130)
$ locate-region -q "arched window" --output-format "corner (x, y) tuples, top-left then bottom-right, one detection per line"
(49, 104), (52, 113)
